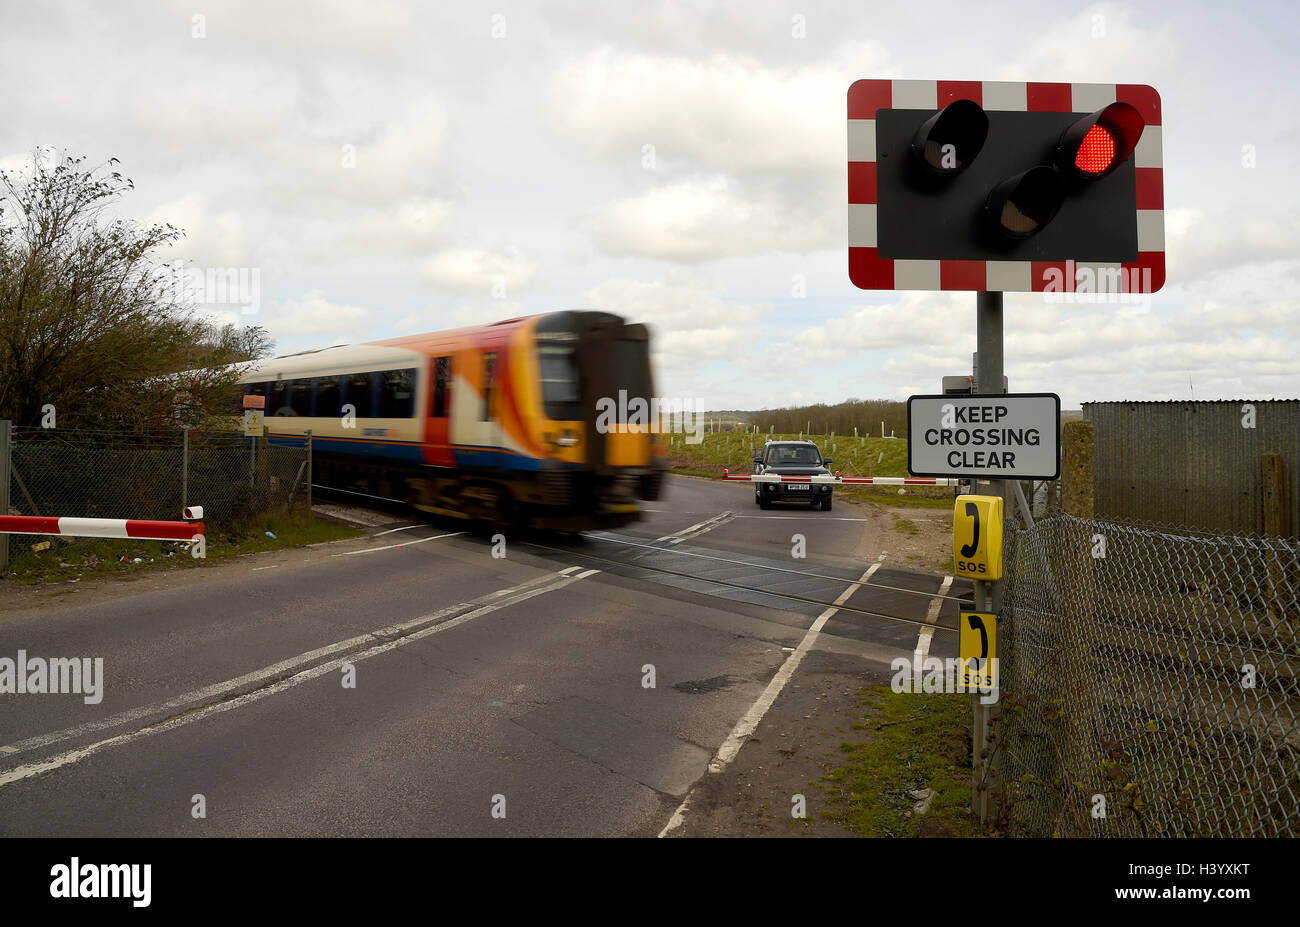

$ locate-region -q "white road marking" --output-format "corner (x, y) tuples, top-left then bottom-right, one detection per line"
(558, 566), (581, 576)
(913, 574), (955, 669)
(373, 524), (425, 537)
(336, 531), (465, 555)
(250, 565), (279, 572)
(0, 568), (591, 768)
(658, 559), (884, 838)
(656, 511), (735, 545)
(574, 569), (601, 579)
(729, 514), (869, 522)
(655, 517), (712, 541)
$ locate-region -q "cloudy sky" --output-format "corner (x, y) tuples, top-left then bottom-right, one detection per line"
(3, 0), (1297, 410)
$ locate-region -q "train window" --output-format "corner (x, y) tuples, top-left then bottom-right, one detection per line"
(538, 344), (580, 420)
(315, 376), (342, 419)
(347, 371), (375, 418)
(269, 379), (292, 416)
(433, 357), (450, 418)
(481, 353), (496, 421)
(378, 368), (415, 418)
(290, 379), (313, 417)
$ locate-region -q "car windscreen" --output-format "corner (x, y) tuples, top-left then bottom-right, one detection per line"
(769, 446), (821, 465)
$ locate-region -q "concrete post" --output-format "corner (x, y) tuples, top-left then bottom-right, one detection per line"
(1059, 418), (1097, 833)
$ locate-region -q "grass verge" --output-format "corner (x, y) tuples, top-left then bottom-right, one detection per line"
(2, 508), (364, 585)
(815, 686), (984, 837)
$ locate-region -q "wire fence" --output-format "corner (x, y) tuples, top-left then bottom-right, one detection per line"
(3, 426), (311, 558)
(997, 510), (1300, 837)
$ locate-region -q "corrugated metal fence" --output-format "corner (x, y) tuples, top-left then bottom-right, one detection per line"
(1083, 401), (1300, 537)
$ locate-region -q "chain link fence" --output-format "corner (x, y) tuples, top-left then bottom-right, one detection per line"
(3, 426), (311, 561)
(997, 510), (1300, 837)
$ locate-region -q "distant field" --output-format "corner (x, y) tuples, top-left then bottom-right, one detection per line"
(666, 431), (906, 476)
(663, 431), (953, 508)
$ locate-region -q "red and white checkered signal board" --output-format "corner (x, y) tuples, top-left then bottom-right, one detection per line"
(847, 79), (1164, 293)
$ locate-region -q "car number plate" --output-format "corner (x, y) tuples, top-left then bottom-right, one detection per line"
(786, 484), (809, 491)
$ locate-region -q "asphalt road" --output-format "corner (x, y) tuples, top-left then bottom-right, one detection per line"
(0, 475), (969, 836)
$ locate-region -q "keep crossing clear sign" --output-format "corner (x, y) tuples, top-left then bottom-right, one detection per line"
(907, 393), (1060, 479)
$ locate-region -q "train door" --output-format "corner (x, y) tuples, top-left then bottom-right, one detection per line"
(424, 354), (456, 467)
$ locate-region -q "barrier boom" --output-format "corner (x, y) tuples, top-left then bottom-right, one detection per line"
(721, 470), (960, 487)
(0, 515), (205, 542)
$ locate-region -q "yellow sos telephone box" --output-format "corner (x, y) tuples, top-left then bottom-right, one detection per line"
(959, 607), (997, 690)
(953, 494), (1003, 581)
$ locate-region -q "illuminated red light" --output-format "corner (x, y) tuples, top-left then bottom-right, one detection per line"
(1074, 124), (1116, 174)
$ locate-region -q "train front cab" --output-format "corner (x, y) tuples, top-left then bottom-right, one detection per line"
(524, 311), (666, 531)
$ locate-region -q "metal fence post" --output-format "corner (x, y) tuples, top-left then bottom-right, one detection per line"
(306, 430), (312, 511)
(973, 291), (1004, 825)
(0, 420), (10, 571)
(1263, 451), (1289, 622)
(182, 428), (189, 510)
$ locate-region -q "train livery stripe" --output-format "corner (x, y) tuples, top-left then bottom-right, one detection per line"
(276, 434), (550, 471)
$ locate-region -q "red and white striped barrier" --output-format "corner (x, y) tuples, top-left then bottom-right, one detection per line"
(0, 515), (205, 541)
(722, 469), (960, 487)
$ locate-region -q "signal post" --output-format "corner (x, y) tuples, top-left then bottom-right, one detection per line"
(847, 78), (1165, 823)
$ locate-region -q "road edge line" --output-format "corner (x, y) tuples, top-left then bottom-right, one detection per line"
(657, 559), (883, 838)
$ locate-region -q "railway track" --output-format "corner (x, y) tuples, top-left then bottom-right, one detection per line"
(311, 482), (971, 640)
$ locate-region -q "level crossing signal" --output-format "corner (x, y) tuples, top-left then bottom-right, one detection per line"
(847, 80), (1164, 293)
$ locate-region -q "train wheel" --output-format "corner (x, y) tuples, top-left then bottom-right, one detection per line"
(492, 488), (525, 533)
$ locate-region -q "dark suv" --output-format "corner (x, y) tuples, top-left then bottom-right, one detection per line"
(752, 440), (834, 510)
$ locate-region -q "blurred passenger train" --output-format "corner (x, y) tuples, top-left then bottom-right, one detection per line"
(237, 311), (667, 530)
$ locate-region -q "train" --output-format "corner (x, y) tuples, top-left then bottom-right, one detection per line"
(236, 310), (668, 530)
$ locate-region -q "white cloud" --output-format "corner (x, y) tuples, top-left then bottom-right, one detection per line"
(843, 294), (1300, 404)
(422, 247), (538, 294)
(541, 0), (859, 62)
(259, 290), (374, 344)
(583, 175), (837, 261)
(393, 301), (524, 333)
(146, 194), (253, 269)
(259, 99), (451, 215)
(581, 270), (772, 388)
(548, 43), (884, 177)
(995, 3), (1181, 83)
(781, 292), (973, 364)
(1166, 207), (1300, 282)
(310, 198), (453, 259)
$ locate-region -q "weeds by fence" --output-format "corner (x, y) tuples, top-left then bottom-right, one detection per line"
(997, 510), (1300, 837)
(2, 425), (311, 567)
